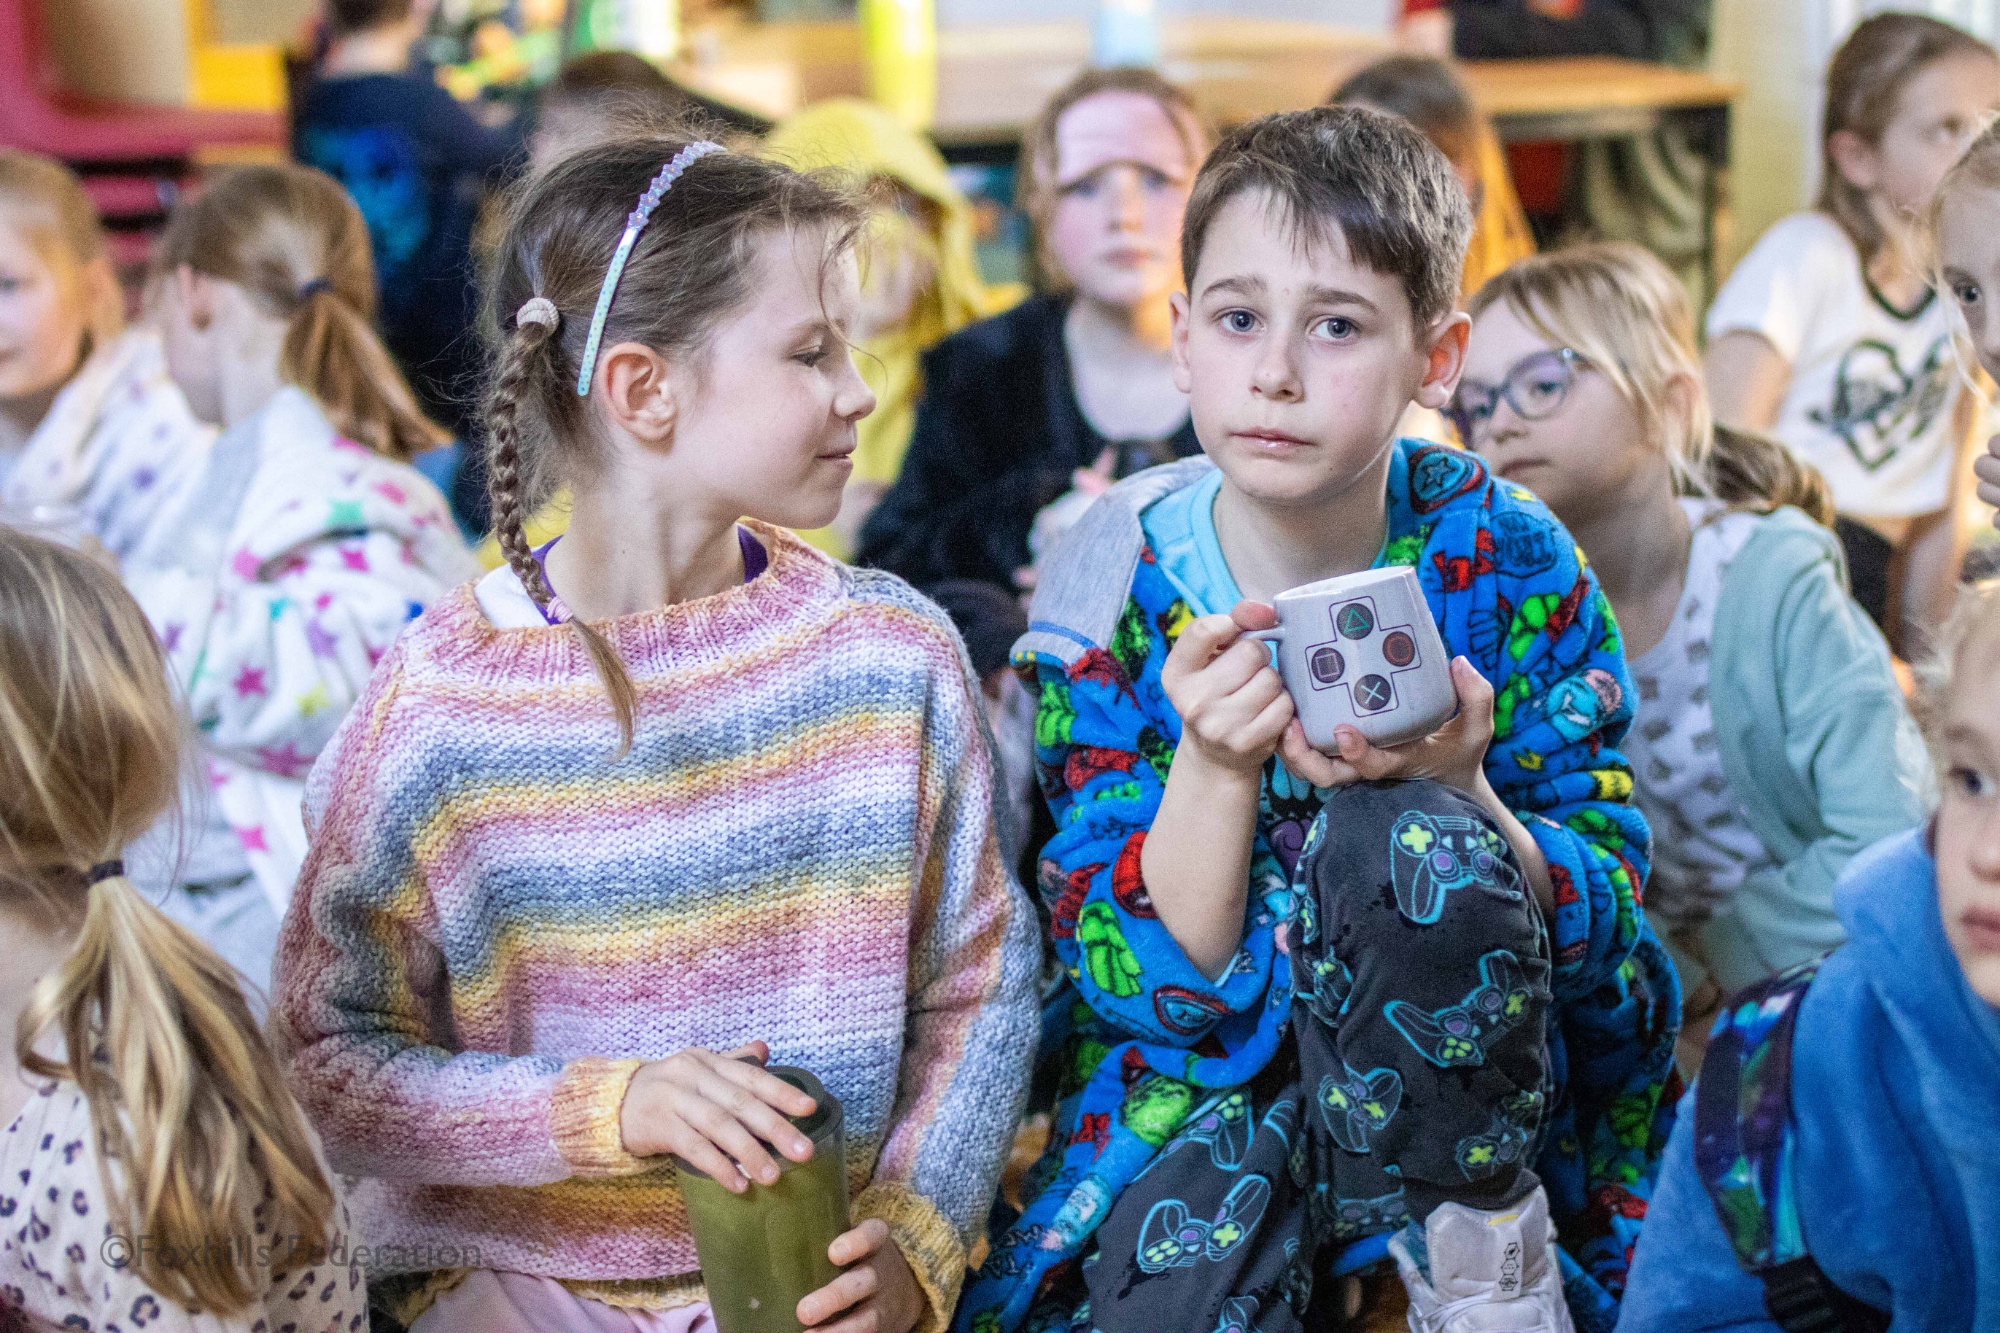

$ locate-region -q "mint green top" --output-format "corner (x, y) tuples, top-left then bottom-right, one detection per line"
(1687, 505), (1934, 994)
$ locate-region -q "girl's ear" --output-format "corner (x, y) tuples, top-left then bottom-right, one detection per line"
(594, 340), (680, 451)
(1828, 128), (1883, 192)
(1414, 311), (1471, 411)
(173, 264), (214, 332)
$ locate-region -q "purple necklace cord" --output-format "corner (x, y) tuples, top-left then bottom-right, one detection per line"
(526, 528), (766, 627)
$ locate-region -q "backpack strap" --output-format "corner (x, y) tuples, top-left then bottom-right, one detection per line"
(1692, 957), (1889, 1333)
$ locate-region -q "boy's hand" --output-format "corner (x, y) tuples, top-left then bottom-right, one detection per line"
(797, 1218), (924, 1333)
(617, 1041), (819, 1190)
(1277, 656), (1494, 795)
(1976, 432), (2000, 524)
(1160, 605), (1295, 779)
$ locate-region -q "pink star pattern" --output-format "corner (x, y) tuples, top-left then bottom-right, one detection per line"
(305, 619), (340, 658)
(256, 742), (314, 779)
(231, 548), (262, 580)
(374, 480), (407, 504)
(160, 622), (183, 653)
(236, 826), (269, 853)
(232, 665), (268, 698)
(340, 546), (371, 573)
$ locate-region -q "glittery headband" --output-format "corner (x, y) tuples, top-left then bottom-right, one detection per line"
(575, 141), (726, 397)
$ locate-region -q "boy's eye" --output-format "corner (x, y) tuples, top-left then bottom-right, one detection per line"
(1313, 316), (1356, 340)
(1221, 309), (1257, 334)
(1949, 765), (1995, 799)
(1955, 281), (1982, 308)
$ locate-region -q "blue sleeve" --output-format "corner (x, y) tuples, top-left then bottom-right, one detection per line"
(1618, 1091), (1782, 1332)
(1441, 483), (1650, 1002)
(1028, 620), (1281, 1048)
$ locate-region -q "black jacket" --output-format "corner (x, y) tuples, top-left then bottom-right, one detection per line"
(1450, 0), (1710, 65)
(857, 295), (1199, 594)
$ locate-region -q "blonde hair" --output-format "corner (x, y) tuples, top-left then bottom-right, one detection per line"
(1017, 67), (1211, 292)
(1469, 242), (1834, 523)
(0, 529), (336, 1314)
(1915, 578), (2000, 760)
(155, 164), (447, 462)
(0, 150), (122, 353)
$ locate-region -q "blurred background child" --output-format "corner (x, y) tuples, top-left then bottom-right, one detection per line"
(857, 67), (1209, 599)
(1328, 53), (1535, 300)
(0, 151), (207, 558)
(294, 0), (530, 532)
(0, 527), (363, 1332)
(533, 48), (769, 170)
(769, 97), (1025, 558)
(1941, 125), (2000, 549)
(1706, 13), (2000, 653)
(1461, 242), (1931, 1074)
(124, 164), (475, 1002)
(1620, 578), (2000, 1330)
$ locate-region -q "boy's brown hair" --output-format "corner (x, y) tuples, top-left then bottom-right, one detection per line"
(1180, 105), (1471, 330)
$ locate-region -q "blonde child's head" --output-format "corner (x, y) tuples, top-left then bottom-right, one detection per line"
(1916, 580), (2000, 1006)
(152, 163), (447, 460)
(0, 527), (335, 1313)
(1018, 67), (1210, 304)
(1463, 242), (1832, 528)
(483, 135), (870, 748)
(1933, 119), (2000, 380)
(1819, 13), (1999, 265)
(0, 151), (122, 407)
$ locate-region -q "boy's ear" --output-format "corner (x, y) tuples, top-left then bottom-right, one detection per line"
(1827, 129), (1882, 193)
(1169, 290), (1194, 394)
(1413, 311), (1471, 411)
(593, 340), (680, 451)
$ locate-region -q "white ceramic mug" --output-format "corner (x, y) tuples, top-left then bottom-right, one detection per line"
(1249, 566), (1456, 750)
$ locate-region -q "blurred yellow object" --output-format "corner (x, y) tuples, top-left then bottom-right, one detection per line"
(767, 98), (1025, 556)
(1462, 124), (1537, 298)
(181, 0), (285, 111)
(475, 495), (572, 572)
(859, 0), (936, 131)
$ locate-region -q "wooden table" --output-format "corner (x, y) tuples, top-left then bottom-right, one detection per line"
(672, 21), (1739, 284)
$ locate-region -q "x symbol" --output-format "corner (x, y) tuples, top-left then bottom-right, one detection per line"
(1355, 674), (1392, 711)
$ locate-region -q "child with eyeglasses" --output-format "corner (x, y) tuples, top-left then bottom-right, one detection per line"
(1458, 243), (1932, 1069)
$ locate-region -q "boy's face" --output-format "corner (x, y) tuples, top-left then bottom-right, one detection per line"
(1170, 189), (1464, 510)
(1937, 619), (2000, 1008)
(1940, 184), (2000, 382)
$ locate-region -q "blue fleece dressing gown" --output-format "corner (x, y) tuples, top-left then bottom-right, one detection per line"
(958, 443), (1681, 1333)
(1620, 827), (2000, 1330)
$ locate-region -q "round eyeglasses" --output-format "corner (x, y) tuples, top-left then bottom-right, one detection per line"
(1446, 347), (1585, 446)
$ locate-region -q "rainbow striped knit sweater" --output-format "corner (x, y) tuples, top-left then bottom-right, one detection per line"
(271, 523), (1041, 1327)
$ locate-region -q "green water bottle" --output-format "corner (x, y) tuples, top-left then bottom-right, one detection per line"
(676, 1067), (851, 1333)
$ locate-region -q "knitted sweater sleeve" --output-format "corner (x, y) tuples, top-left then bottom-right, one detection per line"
(272, 637), (646, 1189)
(853, 593), (1041, 1333)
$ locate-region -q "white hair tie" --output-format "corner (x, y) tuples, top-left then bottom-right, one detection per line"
(516, 296), (560, 331)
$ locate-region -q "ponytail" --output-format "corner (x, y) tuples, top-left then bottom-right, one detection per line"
(0, 527), (336, 1317)
(156, 164), (449, 462)
(18, 873), (336, 1313)
(284, 284), (448, 462)
(487, 312), (638, 756)
(1703, 424), (1837, 527)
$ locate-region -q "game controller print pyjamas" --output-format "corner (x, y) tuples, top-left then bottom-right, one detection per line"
(956, 443), (1680, 1333)
(1079, 779), (1553, 1333)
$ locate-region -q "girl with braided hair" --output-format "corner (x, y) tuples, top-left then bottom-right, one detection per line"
(271, 135), (1039, 1333)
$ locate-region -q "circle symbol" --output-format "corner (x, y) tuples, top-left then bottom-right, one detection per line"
(1382, 630), (1416, 668)
(1310, 646), (1346, 685)
(1354, 674), (1393, 712)
(1336, 602), (1375, 639)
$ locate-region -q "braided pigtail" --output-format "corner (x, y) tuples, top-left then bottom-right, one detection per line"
(487, 304), (638, 757)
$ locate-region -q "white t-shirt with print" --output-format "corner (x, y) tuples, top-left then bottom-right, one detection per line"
(1707, 211), (1962, 519)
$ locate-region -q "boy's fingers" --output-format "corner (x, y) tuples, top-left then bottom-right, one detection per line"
(1334, 727), (1399, 780)
(798, 1266), (879, 1325)
(1277, 719), (1343, 788)
(830, 1219), (890, 1266)
(1167, 614), (1243, 670)
(683, 1096), (784, 1184)
(669, 1134), (747, 1192)
(1451, 657), (1494, 734)
(1228, 599), (1279, 632)
(715, 1055), (820, 1121)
